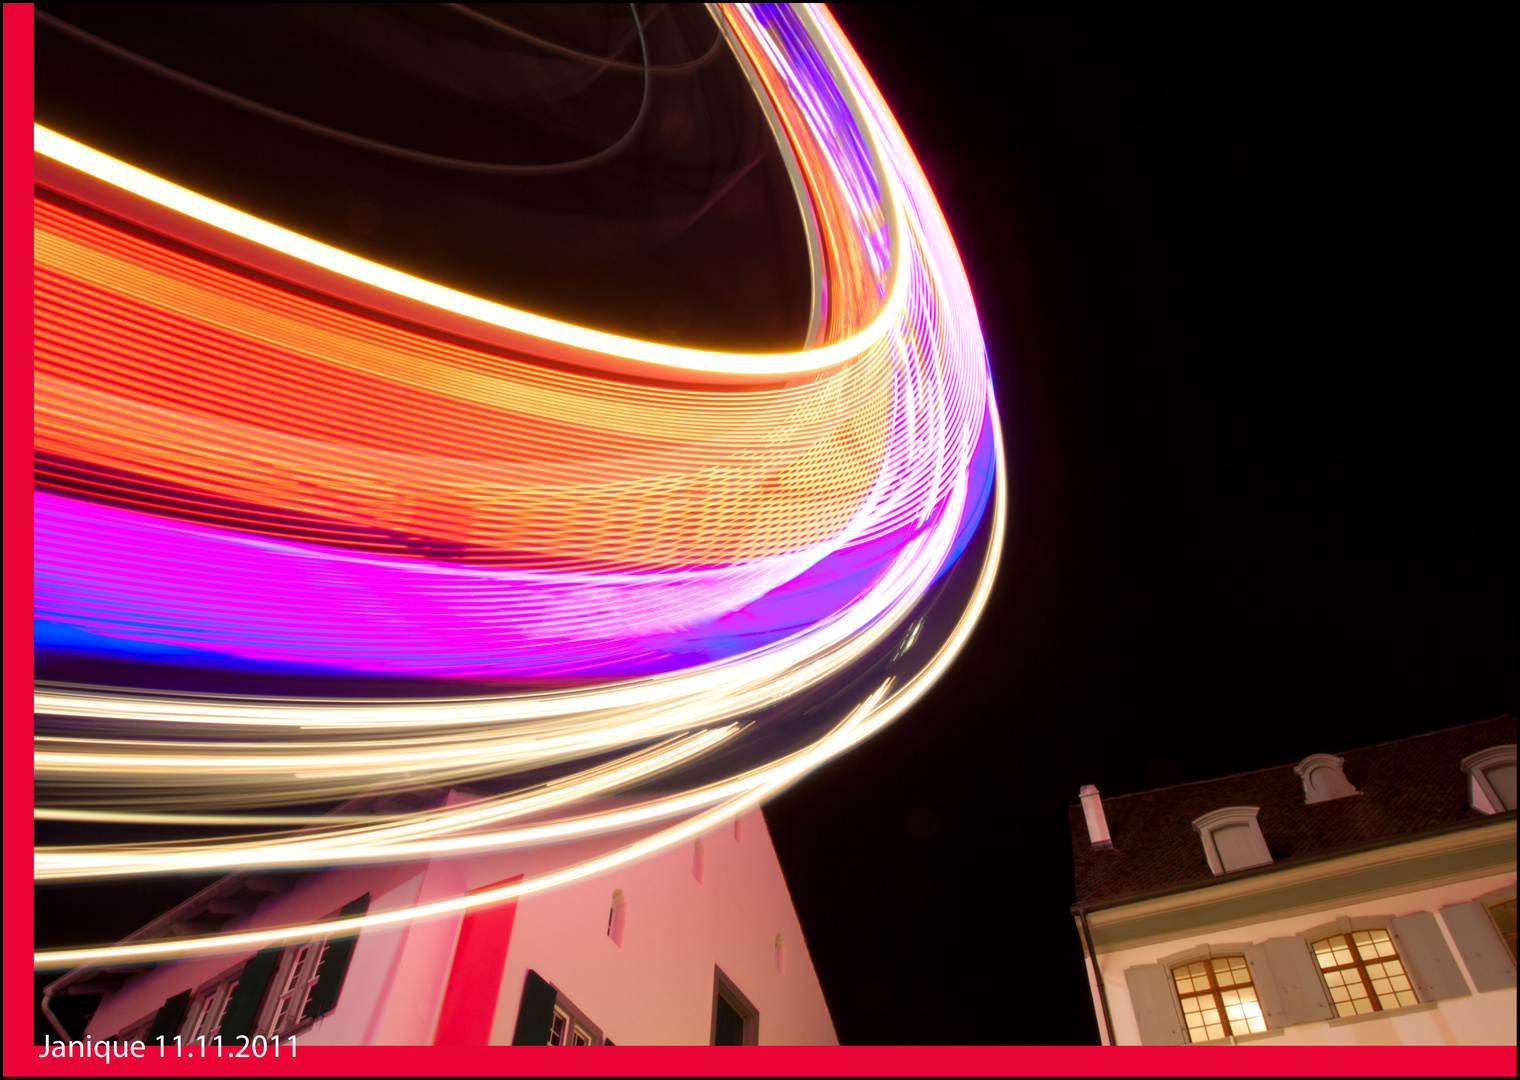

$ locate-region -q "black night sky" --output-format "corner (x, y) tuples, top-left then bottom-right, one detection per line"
(762, 4), (1513, 1046)
(32, 5), (1513, 1048)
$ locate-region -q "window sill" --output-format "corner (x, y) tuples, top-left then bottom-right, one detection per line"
(1182, 1028), (1282, 1047)
(1327, 1001), (1436, 1027)
(1232, 1027), (1285, 1044)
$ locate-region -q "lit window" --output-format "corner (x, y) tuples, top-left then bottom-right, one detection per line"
(1169, 956), (1267, 1042)
(1462, 745), (1517, 814)
(1489, 898), (1518, 963)
(1311, 929), (1419, 1017)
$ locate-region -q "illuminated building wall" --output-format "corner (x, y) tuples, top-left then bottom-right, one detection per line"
(1071, 717), (1517, 1047)
(54, 803), (834, 1046)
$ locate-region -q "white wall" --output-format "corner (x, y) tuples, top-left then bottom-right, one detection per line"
(1097, 870), (1518, 1046)
(485, 807), (836, 1045)
(78, 805), (836, 1046)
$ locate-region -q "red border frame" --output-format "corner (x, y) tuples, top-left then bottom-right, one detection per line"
(3, 4), (1513, 1075)
(6, 0), (40, 1067)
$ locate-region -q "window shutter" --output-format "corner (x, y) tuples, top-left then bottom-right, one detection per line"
(1440, 901), (1518, 992)
(217, 947), (281, 1041)
(1261, 936), (1333, 1025)
(511, 969), (558, 1045)
(1390, 911), (1470, 1001)
(1243, 944), (1287, 1029)
(1123, 964), (1184, 1045)
(145, 989), (190, 1042)
(302, 893), (371, 1022)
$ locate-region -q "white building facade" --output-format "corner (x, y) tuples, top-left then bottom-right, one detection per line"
(1071, 717), (1517, 1047)
(47, 803), (837, 1047)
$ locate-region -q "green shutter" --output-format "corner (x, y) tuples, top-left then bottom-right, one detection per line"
(302, 893), (371, 1022)
(1441, 901), (1519, 992)
(1261, 936), (1333, 1025)
(1124, 963), (1184, 1045)
(145, 990), (190, 1042)
(1391, 912), (1470, 1001)
(217, 947), (281, 1041)
(511, 970), (558, 1046)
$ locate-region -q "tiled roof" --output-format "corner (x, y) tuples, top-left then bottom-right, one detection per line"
(1070, 716), (1517, 906)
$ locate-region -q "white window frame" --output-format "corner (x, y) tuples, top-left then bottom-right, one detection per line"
(255, 937), (332, 1038)
(179, 961), (245, 1042)
(1191, 806), (1272, 876)
(1462, 745), (1517, 814)
(545, 989), (604, 1046)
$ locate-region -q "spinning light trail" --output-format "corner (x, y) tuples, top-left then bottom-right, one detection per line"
(34, 4), (1004, 968)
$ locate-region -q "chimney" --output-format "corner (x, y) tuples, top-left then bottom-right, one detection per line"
(1080, 784), (1113, 850)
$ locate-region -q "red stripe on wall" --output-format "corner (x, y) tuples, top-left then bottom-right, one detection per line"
(432, 876), (523, 1045)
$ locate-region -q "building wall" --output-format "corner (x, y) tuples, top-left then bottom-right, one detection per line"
(79, 805), (836, 1046)
(84, 861), (426, 1043)
(488, 808), (837, 1046)
(1096, 870), (1517, 1046)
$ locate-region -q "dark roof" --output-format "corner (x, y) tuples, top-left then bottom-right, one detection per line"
(1070, 716), (1517, 907)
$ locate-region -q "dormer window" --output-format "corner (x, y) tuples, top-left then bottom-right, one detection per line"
(1462, 745), (1517, 814)
(1293, 754), (1358, 804)
(1192, 807), (1272, 875)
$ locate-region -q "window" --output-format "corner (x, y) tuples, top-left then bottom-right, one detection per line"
(1310, 929), (1419, 1017)
(1293, 754), (1358, 804)
(112, 1014), (155, 1045)
(711, 967), (758, 1045)
(1463, 745), (1517, 814)
(511, 971), (607, 1045)
(548, 1004), (597, 1045)
(1489, 898), (1518, 963)
(1169, 956), (1267, 1042)
(260, 939), (330, 1037)
(1191, 807), (1272, 875)
(212, 893), (369, 1042)
(179, 964), (244, 1042)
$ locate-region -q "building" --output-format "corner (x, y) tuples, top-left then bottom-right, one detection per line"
(1070, 716), (1517, 1046)
(43, 799), (837, 1046)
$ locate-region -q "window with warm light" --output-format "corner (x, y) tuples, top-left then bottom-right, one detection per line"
(1169, 956), (1267, 1042)
(1311, 929), (1419, 1017)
